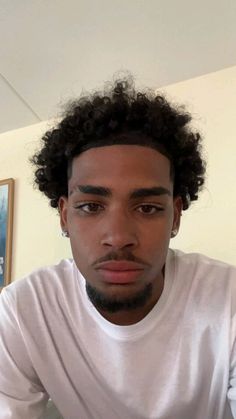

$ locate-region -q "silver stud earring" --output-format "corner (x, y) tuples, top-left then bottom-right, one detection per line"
(171, 228), (178, 238)
(61, 230), (69, 238)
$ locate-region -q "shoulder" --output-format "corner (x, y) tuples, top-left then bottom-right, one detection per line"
(170, 249), (236, 313)
(171, 248), (236, 276)
(1, 259), (77, 311)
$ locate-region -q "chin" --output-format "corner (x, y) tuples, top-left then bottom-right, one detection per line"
(85, 282), (153, 313)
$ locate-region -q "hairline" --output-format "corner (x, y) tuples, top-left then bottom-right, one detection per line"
(67, 138), (175, 182)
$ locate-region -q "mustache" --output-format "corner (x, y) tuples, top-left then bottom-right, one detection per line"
(92, 251), (150, 267)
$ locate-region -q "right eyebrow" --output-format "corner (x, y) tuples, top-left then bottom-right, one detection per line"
(69, 185), (111, 197)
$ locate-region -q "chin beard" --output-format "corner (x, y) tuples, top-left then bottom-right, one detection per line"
(85, 282), (153, 313)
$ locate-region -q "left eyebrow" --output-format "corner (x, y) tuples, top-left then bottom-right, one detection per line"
(70, 185), (171, 198)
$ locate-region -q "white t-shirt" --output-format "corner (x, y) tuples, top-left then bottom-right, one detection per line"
(1, 249), (236, 419)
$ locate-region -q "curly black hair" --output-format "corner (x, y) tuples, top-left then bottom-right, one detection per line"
(31, 77), (205, 211)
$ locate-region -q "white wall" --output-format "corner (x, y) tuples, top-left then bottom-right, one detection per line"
(0, 65), (236, 281)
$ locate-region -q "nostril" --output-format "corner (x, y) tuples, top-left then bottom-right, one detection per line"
(101, 235), (138, 249)
(102, 241), (135, 248)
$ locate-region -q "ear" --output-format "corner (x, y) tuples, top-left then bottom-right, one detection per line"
(58, 196), (69, 233)
(171, 196), (183, 238)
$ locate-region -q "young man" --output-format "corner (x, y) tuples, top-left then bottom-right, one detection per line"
(0, 78), (236, 419)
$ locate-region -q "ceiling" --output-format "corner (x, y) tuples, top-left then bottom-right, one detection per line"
(1, 0), (236, 134)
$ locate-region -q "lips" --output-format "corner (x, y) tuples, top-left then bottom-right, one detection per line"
(95, 261), (145, 284)
(95, 261), (144, 270)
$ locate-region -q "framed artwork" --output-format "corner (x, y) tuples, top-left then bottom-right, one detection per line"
(0, 178), (14, 290)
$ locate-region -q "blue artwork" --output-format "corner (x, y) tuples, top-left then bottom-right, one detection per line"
(0, 184), (8, 287)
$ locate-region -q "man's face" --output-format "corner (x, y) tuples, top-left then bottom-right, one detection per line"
(59, 145), (182, 323)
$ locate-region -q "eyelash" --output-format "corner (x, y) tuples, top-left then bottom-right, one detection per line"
(138, 204), (164, 215)
(74, 203), (164, 215)
(75, 203), (103, 213)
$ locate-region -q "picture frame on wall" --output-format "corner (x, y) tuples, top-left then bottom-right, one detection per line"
(0, 178), (14, 290)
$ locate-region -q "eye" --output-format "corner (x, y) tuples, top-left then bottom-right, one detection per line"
(137, 204), (164, 215)
(75, 202), (104, 214)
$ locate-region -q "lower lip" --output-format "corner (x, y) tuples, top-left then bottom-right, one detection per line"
(97, 269), (143, 284)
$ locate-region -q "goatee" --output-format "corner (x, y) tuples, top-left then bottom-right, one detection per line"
(85, 282), (153, 313)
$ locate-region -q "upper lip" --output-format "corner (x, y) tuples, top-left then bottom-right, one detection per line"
(95, 261), (145, 271)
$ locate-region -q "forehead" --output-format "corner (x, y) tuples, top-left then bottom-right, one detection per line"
(69, 145), (172, 190)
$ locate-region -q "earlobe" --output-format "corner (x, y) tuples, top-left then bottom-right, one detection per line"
(171, 228), (178, 238)
(58, 196), (69, 232)
(172, 196), (183, 236)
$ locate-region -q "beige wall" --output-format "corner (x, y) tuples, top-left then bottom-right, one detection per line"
(162, 66), (236, 264)
(0, 121), (72, 281)
(0, 65), (236, 281)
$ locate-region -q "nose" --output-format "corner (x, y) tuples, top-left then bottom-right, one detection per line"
(100, 210), (138, 250)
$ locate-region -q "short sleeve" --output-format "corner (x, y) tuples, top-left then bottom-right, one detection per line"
(0, 286), (48, 419)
